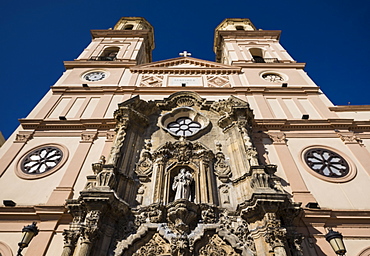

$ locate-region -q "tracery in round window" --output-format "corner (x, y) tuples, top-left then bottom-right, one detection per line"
(21, 146), (63, 175)
(261, 73), (284, 83)
(304, 148), (349, 178)
(167, 117), (201, 136)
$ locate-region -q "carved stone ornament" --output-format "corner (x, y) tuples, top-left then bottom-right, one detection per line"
(214, 143), (232, 182)
(268, 132), (286, 144)
(108, 95), (158, 166)
(132, 233), (172, 256)
(14, 132), (33, 143)
(156, 91), (207, 110)
(199, 234), (238, 256)
(135, 140), (153, 181)
(140, 75), (164, 87)
(167, 199), (199, 233)
(337, 132), (362, 144)
(80, 132), (97, 142)
(154, 139), (213, 164)
(211, 96), (253, 131)
(207, 75), (230, 87)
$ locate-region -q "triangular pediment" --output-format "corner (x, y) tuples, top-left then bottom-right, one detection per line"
(130, 57), (241, 74)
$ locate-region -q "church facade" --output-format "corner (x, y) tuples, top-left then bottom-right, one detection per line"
(0, 17), (370, 256)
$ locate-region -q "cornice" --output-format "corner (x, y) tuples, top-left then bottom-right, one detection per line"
(90, 29), (152, 39)
(63, 60), (137, 69)
(329, 105), (370, 112)
(235, 62), (306, 68)
(217, 30), (281, 40)
(302, 208), (370, 226)
(254, 119), (370, 131)
(0, 205), (66, 219)
(19, 118), (116, 130)
(51, 85), (320, 95)
(130, 56), (241, 75)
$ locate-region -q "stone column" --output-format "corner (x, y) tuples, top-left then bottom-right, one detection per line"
(61, 230), (79, 256)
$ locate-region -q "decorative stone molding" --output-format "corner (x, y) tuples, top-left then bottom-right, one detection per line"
(199, 234), (238, 255)
(159, 107), (210, 139)
(156, 91), (208, 110)
(132, 233), (172, 255)
(268, 132), (287, 144)
(214, 143), (231, 182)
(130, 56), (241, 75)
(106, 131), (116, 142)
(14, 131), (33, 143)
(140, 75), (164, 87)
(167, 199), (200, 233)
(337, 132), (362, 145)
(207, 75), (231, 87)
(80, 132), (97, 143)
(219, 184), (230, 204)
(211, 96), (253, 131)
(135, 140), (153, 181)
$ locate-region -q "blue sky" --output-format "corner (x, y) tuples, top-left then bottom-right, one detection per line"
(1, 0), (370, 138)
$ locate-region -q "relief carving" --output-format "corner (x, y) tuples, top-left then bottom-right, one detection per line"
(140, 75), (164, 87)
(135, 140), (153, 181)
(199, 234), (238, 256)
(14, 132), (33, 143)
(214, 143), (231, 182)
(207, 75), (231, 87)
(80, 132), (97, 142)
(268, 132), (286, 144)
(211, 96), (253, 131)
(132, 233), (172, 256)
(338, 132), (362, 144)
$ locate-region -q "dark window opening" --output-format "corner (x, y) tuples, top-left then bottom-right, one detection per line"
(235, 26), (244, 31)
(123, 24), (134, 30)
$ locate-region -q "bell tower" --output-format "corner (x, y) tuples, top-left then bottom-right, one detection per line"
(76, 17), (154, 64)
(214, 18), (293, 65)
(0, 17), (370, 256)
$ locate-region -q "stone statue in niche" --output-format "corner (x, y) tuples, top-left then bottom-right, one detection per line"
(172, 168), (193, 201)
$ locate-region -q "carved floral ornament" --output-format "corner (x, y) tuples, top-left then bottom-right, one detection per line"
(15, 143), (69, 180)
(301, 146), (357, 183)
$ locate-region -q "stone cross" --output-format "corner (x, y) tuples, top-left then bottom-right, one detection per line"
(179, 51), (191, 57)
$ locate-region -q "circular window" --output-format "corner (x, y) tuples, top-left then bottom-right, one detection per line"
(160, 107), (210, 138)
(304, 148), (349, 178)
(82, 71), (107, 82)
(16, 144), (68, 179)
(301, 146), (356, 183)
(167, 117), (201, 136)
(262, 73), (284, 83)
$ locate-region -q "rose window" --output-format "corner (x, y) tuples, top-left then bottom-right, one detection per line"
(304, 148), (349, 178)
(21, 146), (63, 174)
(167, 117), (201, 136)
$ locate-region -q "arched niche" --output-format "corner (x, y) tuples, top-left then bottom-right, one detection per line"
(165, 164), (197, 204)
(151, 140), (218, 206)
